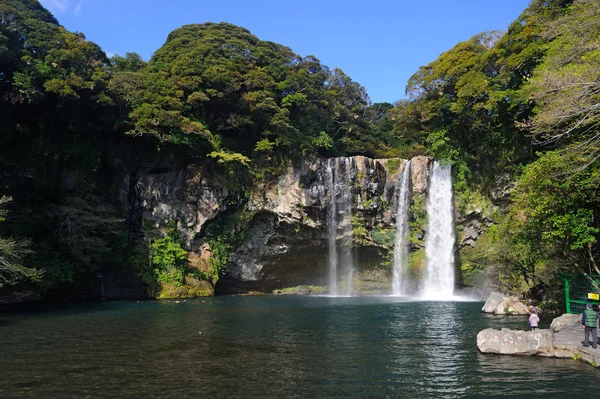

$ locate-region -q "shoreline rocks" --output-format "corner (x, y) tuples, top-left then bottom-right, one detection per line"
(477, 328), (554, 356)
(550, 313), (581, 332)
(477, 314), (600, 368)
(481, 292), (529, 315)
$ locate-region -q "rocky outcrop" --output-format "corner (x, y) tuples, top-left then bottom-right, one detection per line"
(409, 156), (432, 194)
(461, 219), (483, 248)
(550, 313), (582, 332)
(222, 156), (413, 292)
(477, 328), (554, 356)
(123, 164), (230, 246)
(489, 173), (516, 204)
(126, 155), (434, 295)
(481, 292), (530, 315)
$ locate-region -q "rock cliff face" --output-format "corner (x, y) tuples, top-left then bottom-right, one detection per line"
(125, 155), (434, 296)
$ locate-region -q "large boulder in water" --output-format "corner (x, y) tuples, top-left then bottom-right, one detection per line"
(481, 292), (529, 315)
(477, 328), (554, 356)
(550, 313), (581, 332)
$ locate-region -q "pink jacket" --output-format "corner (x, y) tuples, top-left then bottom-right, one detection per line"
(529, 313), (539, 327)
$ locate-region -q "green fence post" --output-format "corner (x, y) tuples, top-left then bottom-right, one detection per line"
(564, 277), (571, 314)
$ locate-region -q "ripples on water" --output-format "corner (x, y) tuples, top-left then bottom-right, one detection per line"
(0, 296), (595, 398)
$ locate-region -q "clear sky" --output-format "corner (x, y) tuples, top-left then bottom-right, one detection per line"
(39, 0), (531, 104)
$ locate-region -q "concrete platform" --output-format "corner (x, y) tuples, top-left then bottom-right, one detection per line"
(552, 326), (600, 365)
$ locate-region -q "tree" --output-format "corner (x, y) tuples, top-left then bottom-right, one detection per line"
(526, 0), (600, 169)
(0, 197), (38, 287)
(110, 52), (146, 72)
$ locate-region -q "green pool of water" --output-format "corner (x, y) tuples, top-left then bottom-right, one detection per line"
(0, 296), (595, 398)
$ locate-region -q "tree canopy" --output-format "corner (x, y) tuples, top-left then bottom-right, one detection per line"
(110, 22), (397, 163)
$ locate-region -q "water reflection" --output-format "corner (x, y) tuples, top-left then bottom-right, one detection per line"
(423, 302), (466, 398)
(0, 297), (596, 398)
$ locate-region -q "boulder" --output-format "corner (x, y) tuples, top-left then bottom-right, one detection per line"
(477, 328), (554, 356)
(550, 313), (582, 332)
(481, 292), (530, 315)
(410, 156), (432, 194)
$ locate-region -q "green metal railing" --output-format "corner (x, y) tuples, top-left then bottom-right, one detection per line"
(563, 274), (600, 314)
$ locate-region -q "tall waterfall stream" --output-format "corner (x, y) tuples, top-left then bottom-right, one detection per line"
(391, 161), (411, 296)
(421, 161), (455, 298)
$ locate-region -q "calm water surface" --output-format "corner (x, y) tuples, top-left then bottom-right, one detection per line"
(0, 296), (596, 398)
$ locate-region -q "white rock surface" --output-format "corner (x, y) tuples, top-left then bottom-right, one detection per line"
(477, 328), (554, 355)
(550, 313), (582, 332)
(481, 292), (529, 315)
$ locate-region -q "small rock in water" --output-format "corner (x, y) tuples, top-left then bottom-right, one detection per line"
(175, 300), (181, 304)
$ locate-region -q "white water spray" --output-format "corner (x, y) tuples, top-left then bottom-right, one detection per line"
(392, 161), (411, 296)
(421, 161), (455, 299)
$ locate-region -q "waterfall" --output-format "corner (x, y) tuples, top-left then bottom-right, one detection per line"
(392, 161), (411, 296)
(422, 161), (455, 299)
(326, 159), (338, 296)
(326, 158), (355, 296)
(340, 158), (354, 296)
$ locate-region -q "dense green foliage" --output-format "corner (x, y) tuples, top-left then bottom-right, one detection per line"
(0, 0), (128, 298)
(110, 22), (398, 162)
(0, 1), (397, 299)
(390, 0), (600, 302)
(1, 0), (599, 304)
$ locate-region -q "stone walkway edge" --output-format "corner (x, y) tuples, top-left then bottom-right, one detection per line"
(477, 314), (600, 369)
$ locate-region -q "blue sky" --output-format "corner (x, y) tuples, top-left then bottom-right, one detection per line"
(39, 0), (531, 103)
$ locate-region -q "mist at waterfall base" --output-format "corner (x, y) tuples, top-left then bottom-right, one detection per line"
(0, 296), (594, 398)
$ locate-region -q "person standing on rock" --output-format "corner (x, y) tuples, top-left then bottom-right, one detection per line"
(528, 311), (539, 331)
(581, 303), (599, 349)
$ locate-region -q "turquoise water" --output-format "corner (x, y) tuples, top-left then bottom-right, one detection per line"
(0, 296), (595, 398)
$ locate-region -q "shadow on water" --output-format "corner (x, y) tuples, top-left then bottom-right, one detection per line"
(0, 299), (155, 327)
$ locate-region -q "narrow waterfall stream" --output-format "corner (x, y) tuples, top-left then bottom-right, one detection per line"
(340, 158), (355, 296)
(326, 159), (338, 296)
(422, 161), (455, 299)
(326, 158), (355, 296)
(392, 161), (411, 296)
